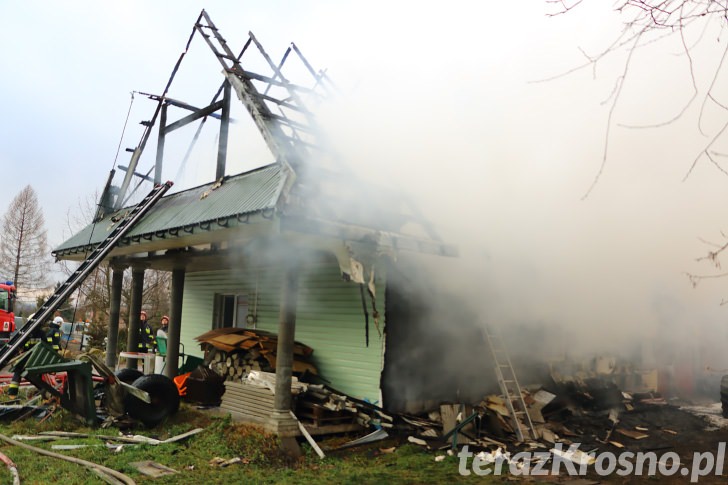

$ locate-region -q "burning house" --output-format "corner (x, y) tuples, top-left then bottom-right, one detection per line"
(51, 10), (493, 433)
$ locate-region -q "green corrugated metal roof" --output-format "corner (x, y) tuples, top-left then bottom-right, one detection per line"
(53, 164), (285, 257)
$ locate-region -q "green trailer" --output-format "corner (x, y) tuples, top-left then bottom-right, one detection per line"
(13, 342), (180, 427)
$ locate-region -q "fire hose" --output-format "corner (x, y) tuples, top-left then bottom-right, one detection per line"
(0, 433), (135, 485)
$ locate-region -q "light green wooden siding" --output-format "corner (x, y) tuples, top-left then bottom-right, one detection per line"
(179, 270), (248, 356)
(292, 257), (385, 405)
(179, 252), (386, 403)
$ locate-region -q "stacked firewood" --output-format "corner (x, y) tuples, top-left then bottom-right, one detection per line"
(207, 349), (273, 381)
(195, 328), (317, 382)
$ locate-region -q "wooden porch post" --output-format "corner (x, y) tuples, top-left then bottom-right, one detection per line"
(268, 262), (301, 449)
(164, 267), (185, 379)
(215, 80), (231, 180)
(105, 262), (125, 369)
(125, 266), (145, 369)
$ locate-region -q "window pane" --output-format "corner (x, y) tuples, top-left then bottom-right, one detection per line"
(235, 294), (249, 328)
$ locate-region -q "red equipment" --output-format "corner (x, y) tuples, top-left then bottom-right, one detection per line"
(0, 282), (16, 339)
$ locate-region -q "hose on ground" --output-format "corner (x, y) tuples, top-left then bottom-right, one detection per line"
(0, 433), (135, 485)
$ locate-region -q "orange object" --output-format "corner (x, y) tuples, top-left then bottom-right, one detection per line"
(173, 372), (191, 396)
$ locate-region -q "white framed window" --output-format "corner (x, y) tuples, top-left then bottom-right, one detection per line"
(213, 293), (251, 329)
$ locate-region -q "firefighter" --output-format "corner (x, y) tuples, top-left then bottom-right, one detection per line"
(8, 318), (54, 397)
(46, 316), (62, 352)
(138, 311), (156, 353)
(157, 315), (169, 338)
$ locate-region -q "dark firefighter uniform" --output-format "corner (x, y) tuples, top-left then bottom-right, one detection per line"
(8, 325), (47, 397)
(138, 314), (156, 353)
(46, 320), (62, 352)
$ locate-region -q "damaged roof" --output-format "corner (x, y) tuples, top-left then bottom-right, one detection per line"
(53, 164), (285, 259)
(53, 17), (458, 263)
(54, 161), (458, 261)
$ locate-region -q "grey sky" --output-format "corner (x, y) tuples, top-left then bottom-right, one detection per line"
(2, 2), (728, 359)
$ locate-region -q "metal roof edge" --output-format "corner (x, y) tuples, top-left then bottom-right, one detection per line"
(52, 207), (278, 260)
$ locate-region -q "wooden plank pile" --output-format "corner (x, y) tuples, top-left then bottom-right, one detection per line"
(218, 370), (394, 431)
(195, 328), (317, 382)
(296, 383), (394, 429)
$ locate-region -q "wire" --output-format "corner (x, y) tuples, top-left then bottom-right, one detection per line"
(65, 93), (139, 346)
(112, 91), (136, 170)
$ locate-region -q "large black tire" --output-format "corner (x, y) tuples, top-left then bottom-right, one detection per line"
(125, 374), (180, 427)
(114, 368), (143, 385)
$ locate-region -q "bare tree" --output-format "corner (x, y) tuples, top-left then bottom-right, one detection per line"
(0, 185), (50, 299)
(60, 192), (171, 348)
(549, 1), (728, 290)
(547, 1), (728, 195)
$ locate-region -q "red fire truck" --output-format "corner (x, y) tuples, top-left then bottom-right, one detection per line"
(0, 282), (17, 340)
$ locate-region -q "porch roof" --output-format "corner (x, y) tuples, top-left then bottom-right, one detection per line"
(53, 164), (286, 260)
(53, 162), (459, 263)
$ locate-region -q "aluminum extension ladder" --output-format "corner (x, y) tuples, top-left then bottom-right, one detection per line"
(483, 324), (537, 441)
(0, 181), (173, 370)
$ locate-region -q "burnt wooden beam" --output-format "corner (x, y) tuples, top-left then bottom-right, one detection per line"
(117, 165), (154, 183)
(115, 17), (200, 210)
(164, 100), (225, 134)
(268, 112), (314, 133)
(139, 93), (223, 120)
(216, 81), (231, 180)
(238, 69), (317, 95)
(259, 93), (305, 113)
(155, 102), (168, 184)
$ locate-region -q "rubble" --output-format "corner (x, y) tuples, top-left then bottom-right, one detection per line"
(219, 369), (393, 430)
(615, 428), (648, 440)
(551, 445), (596, 466)
(209, 456), (247, 467)
(192, 326), (728, 481)
(291, 410), (325, 459)
(38, 428), (203, 445)
(333, 429), (389, 450)
(395, 364), (728, 482)
(130, 461), (178, 478)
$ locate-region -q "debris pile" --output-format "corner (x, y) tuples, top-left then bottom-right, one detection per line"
(219, 370), (393, 430)
(296, 383), (394, 429)
(195, 328), (317, 381)
(399, 372), (714, 469)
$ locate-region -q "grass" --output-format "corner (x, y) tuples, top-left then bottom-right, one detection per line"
(0, 397), (508, 485)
